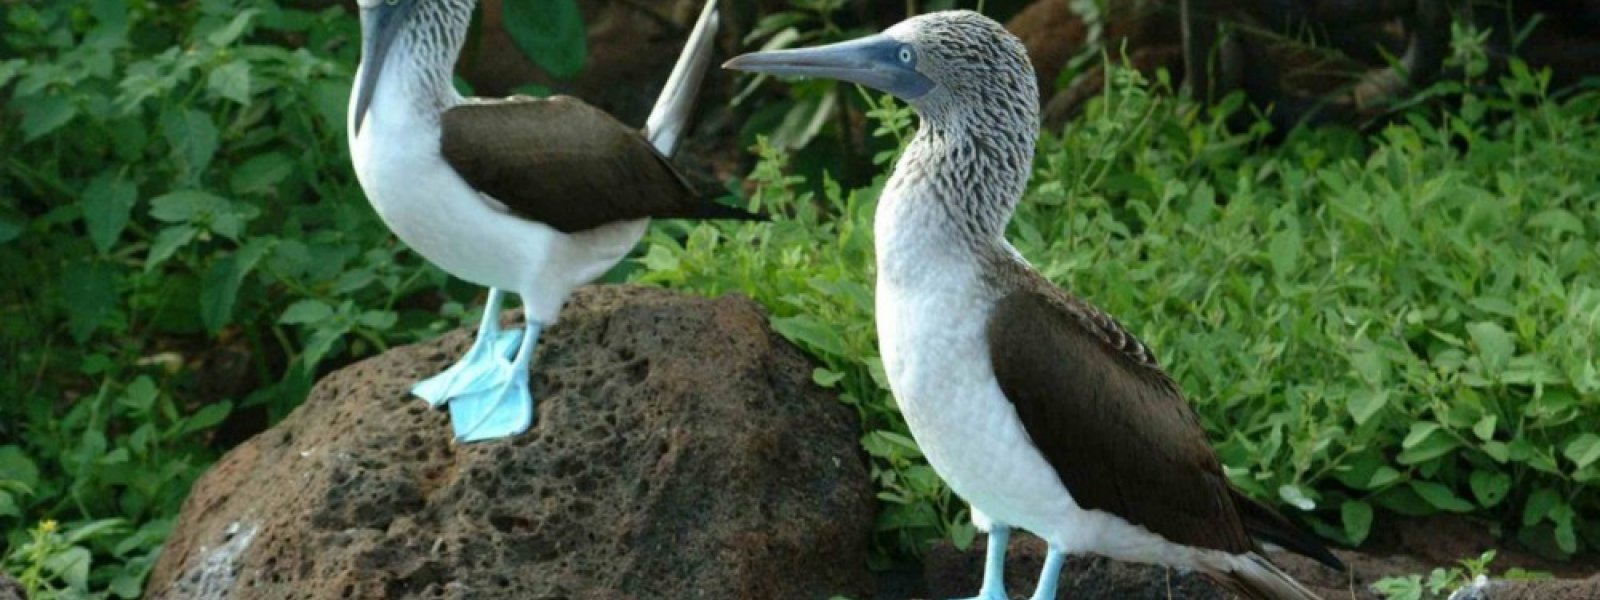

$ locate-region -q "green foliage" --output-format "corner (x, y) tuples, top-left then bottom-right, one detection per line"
(635, 62), (1600, 561)
(501, 0), (587, 79)
(0, 0), (453, 594)
(1371, 550), (1553, 600)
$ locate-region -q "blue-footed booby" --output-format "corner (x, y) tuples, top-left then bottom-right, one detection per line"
(726, 11), (1343, 600)
(349, 0), (755, 442)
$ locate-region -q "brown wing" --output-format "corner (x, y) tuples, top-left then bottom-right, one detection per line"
(985, 275), (1255, 555)
(440, 96), (726, 233)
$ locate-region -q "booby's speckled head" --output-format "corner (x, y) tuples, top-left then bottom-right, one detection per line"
(723, 11), (1036, 122)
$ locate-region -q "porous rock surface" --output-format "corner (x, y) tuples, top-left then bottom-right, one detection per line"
(145, 285), (874, 600)
(0, 573), (23, 600)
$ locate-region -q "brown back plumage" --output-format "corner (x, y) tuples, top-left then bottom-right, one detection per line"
(440, 96), (751, 233)
(985, 262), (1342, 578)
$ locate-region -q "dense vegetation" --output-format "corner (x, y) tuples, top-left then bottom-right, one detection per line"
(2, 0), (1597, 598)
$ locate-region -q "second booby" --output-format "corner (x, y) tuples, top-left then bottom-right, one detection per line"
(348, 0), (755, 441)
(726, 11), (1343, 600)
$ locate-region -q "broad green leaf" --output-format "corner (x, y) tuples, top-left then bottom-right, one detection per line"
(1523, 488), (1559, 526)
(20, 93), (77, 141)
(0, 491), (17, 519)
(502, 0), (588, 79)
(200, 238), (272, 333)
(0, 211), (24, 244)
(207, 59), (252, 104)
(59, 260), (119, 342)
(1466, 321), (1514, 373)
(771, 315), (848, 357)
(44, 546), (92, 590)
(230, 152), (295, 195)
(1277, 484), (1315, 511)
(1341, 500), (1373, 545)
(1562, 433), (1600, 470)
(81, 174), (138, 253)
(1347, 390), (1388, 426)
(205, 9), (259, 47)
(1398, 422), (1458, 465)
(180, 400), (232, 435)
(145, 225), (198, 271)
(120, 376), (159, 414)
(1266, 223), (1300, 277)
(1469, 469), (1511, 508)
(1409, 481), (1474, 512)
(0, 446), (40, 489)
(160, 108), (220, 181)
(279, 299), (334, 325)
(1472, 415), (1497, 441)
(150, 190), (227, 223)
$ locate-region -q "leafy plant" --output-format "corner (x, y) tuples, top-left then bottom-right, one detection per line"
(1371, 550), (1553, 600)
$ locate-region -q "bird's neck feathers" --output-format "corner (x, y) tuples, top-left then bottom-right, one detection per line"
(876, 97), (1039, 274)
(389, 0), (474, 119)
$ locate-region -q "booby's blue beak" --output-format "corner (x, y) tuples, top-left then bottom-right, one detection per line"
(352, 0), (417, 135)
(723, 34), (936, 101)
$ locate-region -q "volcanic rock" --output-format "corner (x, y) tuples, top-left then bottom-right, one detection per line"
(145, 285), (874, 600)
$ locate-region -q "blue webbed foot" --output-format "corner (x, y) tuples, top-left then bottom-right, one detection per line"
(447, 319), (542, 442)
(448, 360), (534, 442)
(412, 327), (522, 407)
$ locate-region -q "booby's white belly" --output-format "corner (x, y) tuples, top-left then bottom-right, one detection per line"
(348, 82), (644, 323)
(876, 271), (1224, 568)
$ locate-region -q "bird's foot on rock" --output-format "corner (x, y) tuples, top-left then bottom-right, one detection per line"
(412, 327), (524, 407)
(953, 591), (1010, 600)
(447, 359), (535, 442)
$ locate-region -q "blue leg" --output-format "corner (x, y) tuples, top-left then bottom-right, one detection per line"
(448, 319), (541, 442)
(957, 525), (1010, 600)
(1027, 545), (1066, 600)
(412, 289), (522, 407)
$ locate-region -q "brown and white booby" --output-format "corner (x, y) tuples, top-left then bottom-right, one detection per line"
(725, 11), (1343, 600)
(348, 0), (755, 442)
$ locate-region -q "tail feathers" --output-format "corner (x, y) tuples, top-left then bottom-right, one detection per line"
(1233, 488), (1346, 571)
(644, 0), (719, 157)
(1215, 553), (1325, 600)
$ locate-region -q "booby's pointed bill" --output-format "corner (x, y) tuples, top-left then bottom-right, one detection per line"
(352, 0), (416, 135)
(723, 34), (935, 101)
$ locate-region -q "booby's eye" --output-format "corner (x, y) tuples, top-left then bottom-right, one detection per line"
(897, 46), (915, 64)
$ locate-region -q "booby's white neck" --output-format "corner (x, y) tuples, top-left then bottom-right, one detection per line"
(874, 110), (1035, 290)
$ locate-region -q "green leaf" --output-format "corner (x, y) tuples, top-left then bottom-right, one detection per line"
(1398, 422), (1459, 465)
(81, 174), (138, 253)
(180, 400), (232, 435)
(160, 108), (220, 181)
(120, 376), (159, 414)
(279, 299), (334, 325)
(44, 546), (92, 590)
(150, 189), (227, 223)
(1341, 500), (1374, 545)
(1468, 469), (1511, 508)
(60, 260), (119, 342)
(205, 9), (259, 46)
(200, 239), (271, 333)
(145, 225), (198, 271)
(20, 93), (77, 141)
(502, 0), (588, 79)
(1348, 390), (1388, 426)
(1563, 433), (1600, 470)
(1523, 487), (1559, 526)
(229, 152), (295, 195)
(207, 59), (252, 104)
(1472, 415), (1497, 441)
(0, 211), (25, 244)
(0, 446), (41, 490)
(1409, 481), (1474, 512)
(1466, 321), (1515, 373)
(771, 315), (848, 357)
(1277, 484), (1315, 510)
(1266, 223), (1301, 277)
